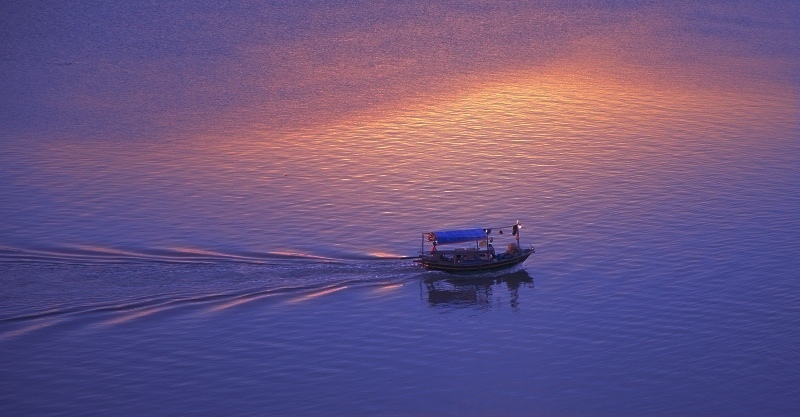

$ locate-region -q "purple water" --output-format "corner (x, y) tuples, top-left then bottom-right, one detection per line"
(2, 2), (799, 416)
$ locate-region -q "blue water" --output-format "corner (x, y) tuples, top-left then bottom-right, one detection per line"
(2, 2), (800, 416)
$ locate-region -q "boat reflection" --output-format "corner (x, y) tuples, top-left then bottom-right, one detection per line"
(421, 269), (534, 310)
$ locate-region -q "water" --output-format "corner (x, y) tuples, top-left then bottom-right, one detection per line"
(2, 2), (799, 416)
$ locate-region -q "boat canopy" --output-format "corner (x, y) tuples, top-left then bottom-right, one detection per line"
(432, 228), (488, 245)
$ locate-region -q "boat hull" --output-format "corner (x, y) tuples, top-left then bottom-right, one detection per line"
(417, 249), (534, 273)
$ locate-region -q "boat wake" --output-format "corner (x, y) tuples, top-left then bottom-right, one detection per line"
(0, 267), (416, 340)
(0, 245), (412, 266)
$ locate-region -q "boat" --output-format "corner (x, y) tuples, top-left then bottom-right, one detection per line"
(416, 220), (535, 272)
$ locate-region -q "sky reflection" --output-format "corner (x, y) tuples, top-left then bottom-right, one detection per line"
(2, 1), (797, 140)
(0, 1), (797, 258)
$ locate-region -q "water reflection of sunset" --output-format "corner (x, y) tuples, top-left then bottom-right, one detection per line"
(2, 1), (797, 258)
(4, 2), (796, 141)
(6, 52), (794, 257)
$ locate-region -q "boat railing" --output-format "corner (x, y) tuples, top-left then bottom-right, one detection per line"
(422, 248), (495, 262)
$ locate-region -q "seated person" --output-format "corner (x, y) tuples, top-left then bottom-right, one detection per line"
(505, 242), (521, 256)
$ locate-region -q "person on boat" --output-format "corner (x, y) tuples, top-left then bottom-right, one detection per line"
(487, 243), (496, 259)
(430, 242), (438, 253)
(505, 242), (521, 256)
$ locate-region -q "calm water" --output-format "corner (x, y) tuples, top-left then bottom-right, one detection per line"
(2, 2), (799, 416)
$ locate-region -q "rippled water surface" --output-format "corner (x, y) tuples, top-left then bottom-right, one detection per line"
(2, 2), (799, 416)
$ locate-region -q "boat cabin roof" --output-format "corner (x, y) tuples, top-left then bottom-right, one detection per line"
(427, 228), (487, 245)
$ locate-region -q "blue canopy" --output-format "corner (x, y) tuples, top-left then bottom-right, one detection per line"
(433, 228), (488, 245)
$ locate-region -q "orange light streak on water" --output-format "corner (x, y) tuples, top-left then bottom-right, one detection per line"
(100, 306), (173, 327)
(285, 286), (349, 304)
(207, 294), (280, 313)
(0, 320), (64, 341)
(372, 284), (405, 293)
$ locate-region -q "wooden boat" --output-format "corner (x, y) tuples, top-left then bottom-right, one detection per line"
(416, 221), (535, 273)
